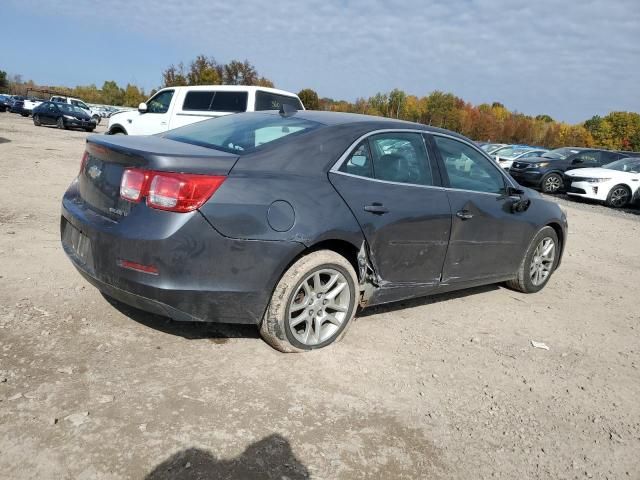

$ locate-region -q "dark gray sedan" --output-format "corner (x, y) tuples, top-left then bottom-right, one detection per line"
(61, 110), (567, 352)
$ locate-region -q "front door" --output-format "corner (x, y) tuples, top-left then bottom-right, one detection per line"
(329, 131), (451, 303)
(130, 89), (175, 135)
(429, 134), (533, 283)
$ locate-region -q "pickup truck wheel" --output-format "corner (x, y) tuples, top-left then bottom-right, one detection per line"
(260, 250), (358, 353)
(33, 114), (41, 126)
(56, 117), (67, 130)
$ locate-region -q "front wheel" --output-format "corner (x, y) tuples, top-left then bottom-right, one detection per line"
(260, 250), (359, 353)
(541, 173), (563, 193)
(56, 117), (67, 130)
(606, 185), (631, 208)
(506, 226), (559, 293)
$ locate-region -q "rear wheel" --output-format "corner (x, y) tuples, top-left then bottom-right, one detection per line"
(506, 226), (558, 293)
(541, 173), (563, 193)
(85, 128), (95, 132)
(606, 185), (631, 208)
(260, 250), (358, 353)
(56, 117), (67, 130)
(33, 114), (41, 126)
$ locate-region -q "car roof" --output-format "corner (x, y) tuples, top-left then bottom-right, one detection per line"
(254, 109), (471, 139)
(156, 85), (301, 97)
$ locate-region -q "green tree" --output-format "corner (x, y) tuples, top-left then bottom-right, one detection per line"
(101, 80), (125, 105)
(0, 70), (8, 91)
(297, 88), (319, 110)
(187, 55), (221, 85)
(123, 84), (146, 107)
(223, 60), (258, 85)
(162, 63), (188, 87)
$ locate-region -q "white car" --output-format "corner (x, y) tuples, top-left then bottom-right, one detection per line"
(107, 85), (304, 136)
(565, 157), (640, 208)
(494, 147), (548, 169)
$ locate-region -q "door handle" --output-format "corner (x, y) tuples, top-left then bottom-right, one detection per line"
(364, 203), (389, 215)
(456, 210), (473, 220)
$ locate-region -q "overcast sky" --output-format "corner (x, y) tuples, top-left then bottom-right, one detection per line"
(2, 0), (639, 122)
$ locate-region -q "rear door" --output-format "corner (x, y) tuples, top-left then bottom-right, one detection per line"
(429, 134), (531, 283)
(329, 131), (451, 302)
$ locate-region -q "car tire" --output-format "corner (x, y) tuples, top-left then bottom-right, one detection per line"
(541, 173), (563, 193)
(85, 128), (95, 132)
(506, 226), (559, 294)
(33, 114), (41, 126)
(56, 117), (67, 130)
(92, 115), (101, 125)
(605, 185), (631, 208)
(260, 250), (359, 353)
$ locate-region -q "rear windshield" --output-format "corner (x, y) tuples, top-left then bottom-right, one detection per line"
(163, 112), (322, 154)
(255, 91), (303, 111)
(182, 91), (248, 112)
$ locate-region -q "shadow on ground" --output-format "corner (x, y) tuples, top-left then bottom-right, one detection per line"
(145, 434), (309, 480)
(102, 294), (260, 343)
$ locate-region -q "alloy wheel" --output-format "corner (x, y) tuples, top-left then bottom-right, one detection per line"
(544, 175), (561, 193)
(529, 237), (555, 286)
(610, 187), (629, 207)
(287, 268), (351, 346)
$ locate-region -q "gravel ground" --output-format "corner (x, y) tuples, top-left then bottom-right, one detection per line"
(0, 113), (639, 480)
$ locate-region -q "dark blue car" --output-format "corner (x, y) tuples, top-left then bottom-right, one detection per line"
(61, 110), (567, 352)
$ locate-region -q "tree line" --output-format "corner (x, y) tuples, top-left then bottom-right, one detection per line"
(2, 57), (639, 151)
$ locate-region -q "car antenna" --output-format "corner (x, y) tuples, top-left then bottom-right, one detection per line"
(279, 104), (297, 117)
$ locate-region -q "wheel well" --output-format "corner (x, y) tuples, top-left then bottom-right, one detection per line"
(305, 239), (361, 279)
(108, 124), (127, 135)
(547, 222), (564, 265)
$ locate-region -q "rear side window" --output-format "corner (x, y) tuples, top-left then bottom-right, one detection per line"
(182, 91), (248, 112)
(255, 91), (303, 111)
(339, 132), (434, 186)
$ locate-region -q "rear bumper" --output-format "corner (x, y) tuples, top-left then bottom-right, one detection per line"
(61, 182), (304, 325)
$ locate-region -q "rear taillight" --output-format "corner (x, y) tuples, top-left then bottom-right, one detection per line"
(120, 168), (150, 202)
(79, 151), (89, 176)
(120, 168), (225, 213)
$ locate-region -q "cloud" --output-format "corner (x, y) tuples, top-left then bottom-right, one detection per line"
(6, 0), (640, 121)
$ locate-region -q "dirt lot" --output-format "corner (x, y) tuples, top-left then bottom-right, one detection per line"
(0, 113), (639, 480)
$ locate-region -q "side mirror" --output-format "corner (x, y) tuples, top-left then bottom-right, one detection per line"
(507, 186), (525, 197)
(138, 102), (147, 113)
(507, 186), (530, 212)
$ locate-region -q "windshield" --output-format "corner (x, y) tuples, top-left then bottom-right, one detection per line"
(603, 158), (640, 173)
(164, 112), (322, 154)
(59, 104), (85, 114)
(541, 147), (582, 160)
(494, 147), (531, 158)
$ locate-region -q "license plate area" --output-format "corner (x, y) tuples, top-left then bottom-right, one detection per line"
(62, 219), (94, 270)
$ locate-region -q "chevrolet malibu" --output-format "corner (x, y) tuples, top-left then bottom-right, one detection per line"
(61, 110), (567, 352)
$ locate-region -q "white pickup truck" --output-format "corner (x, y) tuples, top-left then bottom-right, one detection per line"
(106, 85), (304, 135)
(50, 96), (102, 125)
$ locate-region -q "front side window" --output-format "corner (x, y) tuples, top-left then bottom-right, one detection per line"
(182, 91), (248, 112)
(147, 90), (174, 114)
(434, 136), (506, 194)
(255, 91), (303, 111)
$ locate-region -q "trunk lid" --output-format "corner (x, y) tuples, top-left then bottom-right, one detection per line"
(79, 135), (239, 220)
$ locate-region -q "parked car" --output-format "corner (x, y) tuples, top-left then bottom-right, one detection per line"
(0, 94), (11, 112)
(61, 110), (567, 352)
(481, 143), (508, 154)
(509, 147), (632, 193)
(50, 96), (102, 125)
(33, 102), (96, 131)
(21, 97), (45, 116)
(106, 85), (304, 135)
(565, 157), (640, 208)
(494, 146), (549, 169)
(9, 96), (26, 114)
